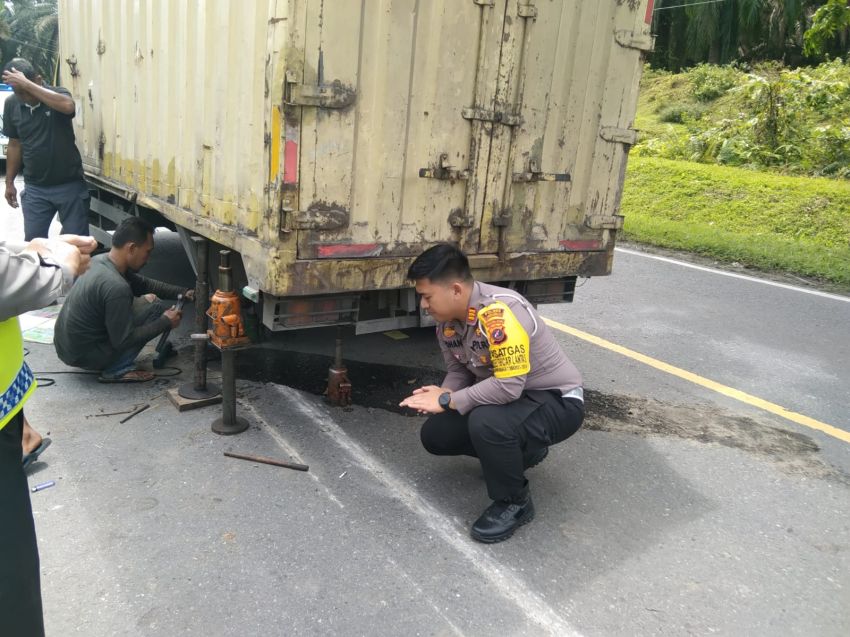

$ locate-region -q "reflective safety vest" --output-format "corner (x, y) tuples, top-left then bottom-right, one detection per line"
(0, 317), (36, 430)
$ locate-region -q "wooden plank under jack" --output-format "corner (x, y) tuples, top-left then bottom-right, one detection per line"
(167, 387), (222, 412)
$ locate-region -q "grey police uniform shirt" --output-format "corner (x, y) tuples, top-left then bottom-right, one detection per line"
(438, 281), (582, 415)
(0, 240), (72, 321)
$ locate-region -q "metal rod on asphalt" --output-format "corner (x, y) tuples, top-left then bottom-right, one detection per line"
(223, 451), (309, 472)
(119, 403), (150, 424)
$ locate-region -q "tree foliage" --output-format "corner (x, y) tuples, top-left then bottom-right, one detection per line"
(650, 0), (848, 71)
(0, 0), (59, 81)
(804, 0), (850, 57)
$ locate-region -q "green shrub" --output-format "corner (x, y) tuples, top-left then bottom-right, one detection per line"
(656, 102), (706, 123)
(636, 60), (850, 178)
(621, 157), (850, 286)
(688, 64), (741, 101)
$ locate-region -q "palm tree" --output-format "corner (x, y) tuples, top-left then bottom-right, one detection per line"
(649, 0), (828, 70)
(0, 0), (59, 80)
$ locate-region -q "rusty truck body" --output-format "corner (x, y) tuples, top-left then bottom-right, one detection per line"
(58, 0), (654, 332)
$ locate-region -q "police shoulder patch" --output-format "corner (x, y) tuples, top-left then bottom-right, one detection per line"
(477, 302), (530, 378)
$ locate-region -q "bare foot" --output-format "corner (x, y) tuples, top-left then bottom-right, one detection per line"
(22, 417), (43, 456)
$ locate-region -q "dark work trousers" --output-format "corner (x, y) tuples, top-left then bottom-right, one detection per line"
(0, 410), (45, 637)
(420, 389), (585, 501)
(101, 297), (170, 378)
(21, 179), (91, 240)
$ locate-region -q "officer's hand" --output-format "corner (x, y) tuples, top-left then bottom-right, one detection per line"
(184, 289), (195, 302)
(400, 385), (445, 414)
(411, 384), (441, 395)
(163, 307), (182, 329)
(5, 182), (18, 208)
(28, 238), (87, 277)
(57, 234), (98, 254)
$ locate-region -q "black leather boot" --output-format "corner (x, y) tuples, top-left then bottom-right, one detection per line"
(523, 446), (549, 469)
(470, 488), (535, 543)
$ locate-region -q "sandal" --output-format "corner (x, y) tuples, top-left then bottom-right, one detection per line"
(98, 369), (155, 383)
(23, 437), (52, 469)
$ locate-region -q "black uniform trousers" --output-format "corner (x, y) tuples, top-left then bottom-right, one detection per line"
(0, 409), (45, 637)
(420, 389), (584, 501)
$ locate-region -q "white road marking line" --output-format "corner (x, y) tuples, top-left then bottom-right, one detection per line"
(385, 556), (467, 637)
(615, 247), (850, 302)
(274, 385), (582, 637)
(239, 400), (345, 510)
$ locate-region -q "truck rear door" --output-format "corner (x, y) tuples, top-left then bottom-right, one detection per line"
(482, 0), (651, 254)
(284, 0), (511, 260)
(284, 0), (650, 262)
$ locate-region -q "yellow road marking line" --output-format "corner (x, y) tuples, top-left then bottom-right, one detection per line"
(543, 317), (850, 445)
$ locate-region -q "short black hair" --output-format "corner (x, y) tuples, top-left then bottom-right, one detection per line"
(112, 217), (154, 248)
(407, 243), (472, 283)
(3, 58), (38, 81)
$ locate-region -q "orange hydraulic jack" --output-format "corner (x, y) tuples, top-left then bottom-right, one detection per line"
(207, 250), (250, 349)
(208, 250), (250, 435)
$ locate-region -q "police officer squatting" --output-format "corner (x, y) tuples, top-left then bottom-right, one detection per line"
(400, 244), (585, 543)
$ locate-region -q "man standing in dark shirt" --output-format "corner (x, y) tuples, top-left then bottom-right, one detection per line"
(2, 57), (90, 240)
(54, 217), (193, 383)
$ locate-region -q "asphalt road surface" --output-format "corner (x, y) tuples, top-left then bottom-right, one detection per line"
(3, 193), (849, 636)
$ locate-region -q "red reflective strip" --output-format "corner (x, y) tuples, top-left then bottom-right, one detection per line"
(284, 140), (298, 184)
(316, 243), (383, 258)
(645, 0), (655, 24)
(559, 240), (602, 251)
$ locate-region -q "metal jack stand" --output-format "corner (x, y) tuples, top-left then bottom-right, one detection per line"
(168, 237), (222, 412)
(178, 237), (221, 402)
(208, 250), (251, 436)
(212, 348), (249, 435)
(326, 326), (352, 407)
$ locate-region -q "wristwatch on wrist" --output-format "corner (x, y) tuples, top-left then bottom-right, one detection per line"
(438, 391), (453, 410)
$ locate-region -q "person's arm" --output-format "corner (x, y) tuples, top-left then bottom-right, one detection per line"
(4, 139), (21, 208)
(128, 272), (190, 300)
(1, 69), (75, 115)
(102, 287), (171, 351)
(450, 302), (532, 415)
(0, 246), (68, 321)
(0, 235), (98, 321)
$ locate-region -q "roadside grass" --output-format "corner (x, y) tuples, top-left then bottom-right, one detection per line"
(620, 156), (850, 286)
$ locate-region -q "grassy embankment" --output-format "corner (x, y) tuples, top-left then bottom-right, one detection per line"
(620, 156), (850, 286)
(621, 63), (850, 287)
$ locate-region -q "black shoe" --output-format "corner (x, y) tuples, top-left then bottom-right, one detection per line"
(523, 446), (549, 469)
(470, 493), (535, 543)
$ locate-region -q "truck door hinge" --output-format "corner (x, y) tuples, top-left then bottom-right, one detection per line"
(473, 0), (495, 6)
(492, 208), (512, 227)
(285, 70), (356, 109)
(462, 107), (521, 127)
(419, 153), (470, 182)
(614, 30), (655, 52)
(448, 208), (474, 228)
(518, 3), (538, 19)
(600, 126), (639, 146)
(294, 206), (350, 231)
(512, 159), (570, 183)
(585, 214), (624, 230)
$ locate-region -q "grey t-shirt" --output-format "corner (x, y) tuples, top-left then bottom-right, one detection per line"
(2, 86), (84, 186)
(54, 254), (185, 370)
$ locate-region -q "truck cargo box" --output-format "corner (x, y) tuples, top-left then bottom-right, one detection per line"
(58, 0), (653, 330)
